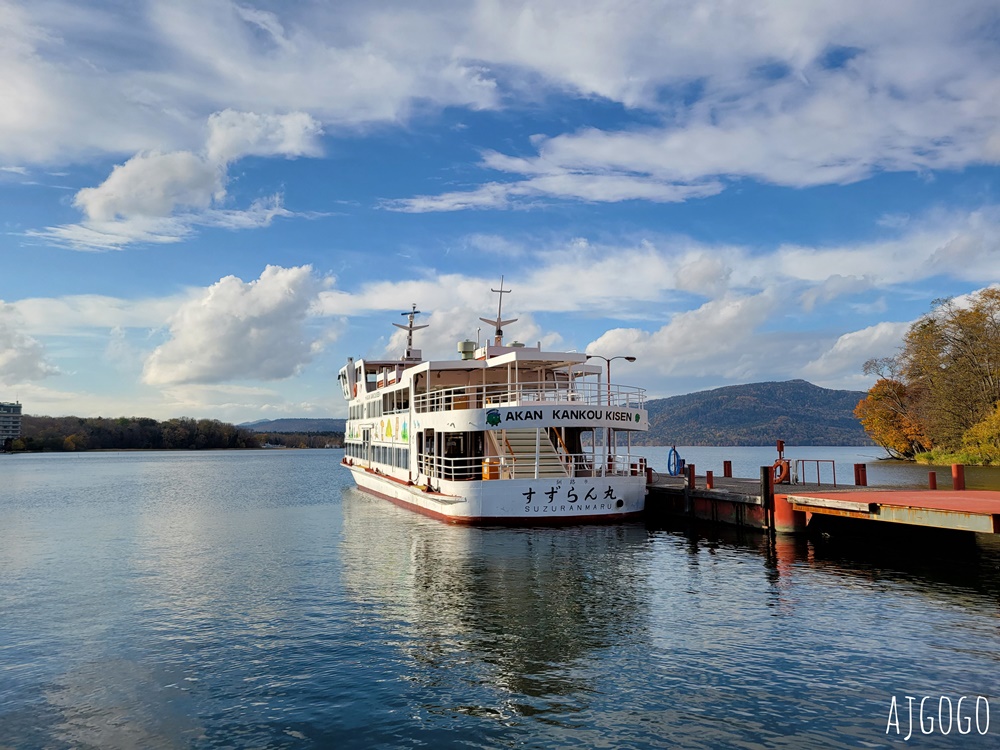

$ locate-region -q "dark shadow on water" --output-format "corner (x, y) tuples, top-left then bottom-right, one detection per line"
(644, 516), (1000, 601)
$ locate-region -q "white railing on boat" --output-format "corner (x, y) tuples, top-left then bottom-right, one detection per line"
(412, 381), (644, 414)
(418, 452), (647, 481)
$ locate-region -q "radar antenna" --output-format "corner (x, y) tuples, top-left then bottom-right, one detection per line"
(479, 275), (518, 346)
(392, 303), (429, 360)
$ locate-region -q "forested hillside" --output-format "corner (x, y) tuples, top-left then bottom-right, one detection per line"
(640, 380), (869, 446)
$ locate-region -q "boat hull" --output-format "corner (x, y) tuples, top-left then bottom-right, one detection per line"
(346, 463), (646, 525)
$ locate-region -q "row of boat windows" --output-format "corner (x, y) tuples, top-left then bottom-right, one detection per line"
(345, 441), (410, 469)
(349, 400), (384, 420)
(349, 389), (411, 420)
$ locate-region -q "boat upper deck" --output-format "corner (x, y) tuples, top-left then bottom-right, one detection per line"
(348, 343), (644, 412)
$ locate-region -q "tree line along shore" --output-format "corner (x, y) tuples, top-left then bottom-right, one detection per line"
(5, 415), (344, 452)
(855, 288), (1000, 465)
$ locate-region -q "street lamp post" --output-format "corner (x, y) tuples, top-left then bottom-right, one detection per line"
(586, 354), (636, 475)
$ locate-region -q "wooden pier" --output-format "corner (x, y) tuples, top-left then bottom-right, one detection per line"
(646, 468), (1000, 535)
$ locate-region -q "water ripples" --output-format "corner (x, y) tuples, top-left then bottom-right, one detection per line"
(1, 450), (999, 748)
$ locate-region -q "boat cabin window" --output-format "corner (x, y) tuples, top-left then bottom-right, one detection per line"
(364, 398), (383, 419)
(383, 388), (409, 414)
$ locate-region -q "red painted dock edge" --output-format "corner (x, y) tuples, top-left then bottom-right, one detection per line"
(784, 489), (1000, 534)
(773, 493), (808, 534)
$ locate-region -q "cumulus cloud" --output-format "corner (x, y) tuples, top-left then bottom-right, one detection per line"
(142, 265), (327, 386)
(33, 110), (323, 249)
(205, 110), (324, 163)
(587, 292), (782, 376)
(74, 151), (221, 222)
(0, 302), (59, 384)
(801, 321), (910, 383)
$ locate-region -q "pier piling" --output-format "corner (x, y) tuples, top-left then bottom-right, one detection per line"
(928, 471), (937, 490)
(952, 464), (966, 491)
(723, 460), (732, 478)
(853, 463), (868, 486)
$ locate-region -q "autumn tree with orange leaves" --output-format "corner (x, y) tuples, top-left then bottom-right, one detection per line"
(855, 288), (1000, 461)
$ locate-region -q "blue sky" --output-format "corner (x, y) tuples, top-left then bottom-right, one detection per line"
(3, 0), (1000, 422)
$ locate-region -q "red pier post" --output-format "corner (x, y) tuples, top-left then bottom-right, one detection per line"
(706, 470), (714, 489)
(952, 464), (966, 491)
(687, 463), (696, 490)
(928, 471), (937, 490)
(723, 460), (732, 478)
(853, 463), (868, 486)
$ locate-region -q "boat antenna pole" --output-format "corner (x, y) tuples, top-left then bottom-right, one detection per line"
(479, 275), (518, 346)
(393, 303), (428, 360)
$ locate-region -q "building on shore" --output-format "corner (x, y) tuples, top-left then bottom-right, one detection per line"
(1, 401), (22, 444)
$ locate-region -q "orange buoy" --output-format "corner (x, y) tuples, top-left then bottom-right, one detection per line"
(772, 458), (790, 484)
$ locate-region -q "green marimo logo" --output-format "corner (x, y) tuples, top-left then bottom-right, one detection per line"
(486, 409), (501, 427)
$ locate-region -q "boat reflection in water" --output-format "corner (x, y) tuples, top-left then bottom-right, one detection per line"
(339, 486), (652, 713)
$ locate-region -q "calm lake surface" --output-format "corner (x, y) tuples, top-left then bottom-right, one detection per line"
(2, 448), (998, 749)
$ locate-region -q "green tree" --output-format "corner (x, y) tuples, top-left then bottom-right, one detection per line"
(859, 288), (1000, 459)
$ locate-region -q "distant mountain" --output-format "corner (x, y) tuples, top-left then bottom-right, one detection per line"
(640, 380), (869, 446)
(240, 380), (868, 445)
(242, 418), (346, 433)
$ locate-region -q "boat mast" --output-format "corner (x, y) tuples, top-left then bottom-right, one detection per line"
(393, 303), (428, 360)
(479, 275), (518, 346)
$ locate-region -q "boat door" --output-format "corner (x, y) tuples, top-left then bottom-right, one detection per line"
(362, 427), (371, 464)
(419, 429), (435, 478)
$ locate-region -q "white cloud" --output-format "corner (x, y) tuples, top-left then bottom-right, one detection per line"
(384, 183), (515, 212)
(386, 174), (725, 212)
(25, 216), (194, 251)
(799, 275), (874, 312)
(205, 110), (323, 163)
(4, 1), (997, 183)
(142, 265), (328, 386)
(0, 302), (59, 384)
(317, 206), (1000, 326)
(392, 1), (1000, 208)
(74, 150), (221, 222)
(587, 292), (782, 377)
(377, 306), (560, 362)
(11, 294), (185, 335)
(30, 109), (322, 250)
(801, 320), (910, 386)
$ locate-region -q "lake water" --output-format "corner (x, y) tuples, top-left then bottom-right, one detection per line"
(2, 449), (998, 748)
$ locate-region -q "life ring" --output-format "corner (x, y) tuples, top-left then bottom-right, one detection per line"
(772, 458), (790, 484)
(353, 383), (358, 398)
(667, 446), (681, 476)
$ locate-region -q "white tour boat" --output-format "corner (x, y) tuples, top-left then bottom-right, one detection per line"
(338, 283), (649, 524)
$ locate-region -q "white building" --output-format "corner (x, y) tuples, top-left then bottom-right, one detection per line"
(0, 402), (22, 443)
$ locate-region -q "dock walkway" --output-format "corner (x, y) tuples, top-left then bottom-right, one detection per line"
(646, 473), (1000, 534)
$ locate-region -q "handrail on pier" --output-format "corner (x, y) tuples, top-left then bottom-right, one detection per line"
(794, 459), (837, 487)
